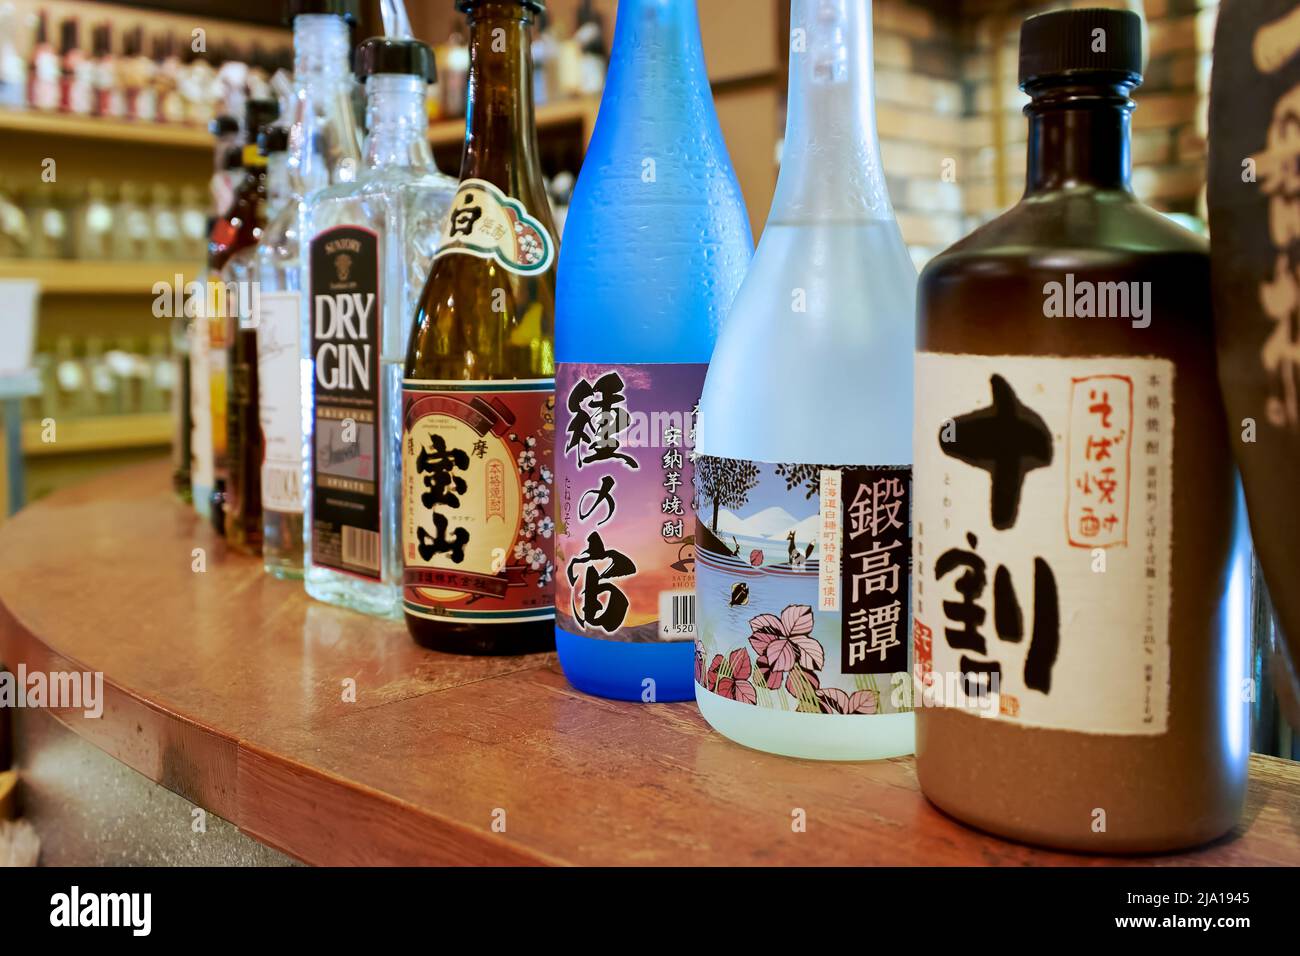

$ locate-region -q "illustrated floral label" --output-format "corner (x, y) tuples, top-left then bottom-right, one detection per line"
(694, 456), (913, 715)
(401, 379), (556, 624)
(556, 362), (704, 643)
(913, 352), (1173, 735)
(433, 178), (555, 276)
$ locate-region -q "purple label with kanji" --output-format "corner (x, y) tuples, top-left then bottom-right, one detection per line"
(555, 362), (705, 643)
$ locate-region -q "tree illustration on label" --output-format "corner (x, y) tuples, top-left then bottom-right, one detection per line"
(942, 374), (1053, 529)
(694, 456), (759, 536)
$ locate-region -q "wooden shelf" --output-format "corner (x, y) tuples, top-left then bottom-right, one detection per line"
(0, 97), (600, 155)
(0, 460), (1297, 866)
(0, 109), (212, 150)
(21, 414), (172, 457)
(0, 259), (199, 296)
(429, 96), (599, 149)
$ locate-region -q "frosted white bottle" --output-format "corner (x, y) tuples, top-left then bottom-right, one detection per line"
(694, 0), (916, 760)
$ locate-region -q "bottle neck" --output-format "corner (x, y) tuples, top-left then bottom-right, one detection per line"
(606, 0), (709, 92)
(289, 14), (361, 193)
(363, 74), (434, 170)
(1024, 82), (1134, 195)
(266, 152), (292, 219)
(462, 5), (544, 200)
(769, 0), (892, 224)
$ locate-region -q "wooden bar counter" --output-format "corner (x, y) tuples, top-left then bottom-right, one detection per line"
(1, 461), (1298, 866)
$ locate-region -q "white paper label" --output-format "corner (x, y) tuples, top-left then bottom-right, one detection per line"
(256, 291), (303, 515)
(913, 352), (1173, 735)
(189, 320), (213, 490)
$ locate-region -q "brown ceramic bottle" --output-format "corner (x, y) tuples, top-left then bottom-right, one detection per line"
(912, 9), (1248, 853)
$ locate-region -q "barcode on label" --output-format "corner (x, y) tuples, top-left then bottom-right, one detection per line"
(342, 525), (381, 572)
(659, 590), (695, 639)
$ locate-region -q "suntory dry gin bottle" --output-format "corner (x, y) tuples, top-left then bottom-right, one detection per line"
(554, 0), (753, 702)
(913, 9), (1246, 851)
(303, 37), (457, 617)
(694, 0), (917, 759)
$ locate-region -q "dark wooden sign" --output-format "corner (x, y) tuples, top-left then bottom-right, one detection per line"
(1207, 0), (1300, 709)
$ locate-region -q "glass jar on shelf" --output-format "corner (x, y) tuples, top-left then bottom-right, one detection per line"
(114, 181), (154, 260)
(72, 179), (114, 260)
(24, 186), (71, 260)
(149, 184), (182, 260)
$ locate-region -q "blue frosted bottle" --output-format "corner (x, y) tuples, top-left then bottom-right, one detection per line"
(554, 0), (753, 703)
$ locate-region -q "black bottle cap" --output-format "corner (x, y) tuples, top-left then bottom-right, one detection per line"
(355, 36), (436, 82)
(244, 99), (280, 141)
(283, 0), (361, 26)
(258, 124), (290, 156)
(457, 0), (546, 15)
(1019, 8), (1143, 89)
(210, 114), (240, 138)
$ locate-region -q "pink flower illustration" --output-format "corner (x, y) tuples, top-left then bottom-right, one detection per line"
(705, 648), (758, 705)
(748, 604), (823, 676)
(817, 688), (879, 715)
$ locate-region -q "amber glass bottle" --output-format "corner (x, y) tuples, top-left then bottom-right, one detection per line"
(913, 9), (1247, 852)
(403, 0), (557, 655)
(208, 98), (277, 537)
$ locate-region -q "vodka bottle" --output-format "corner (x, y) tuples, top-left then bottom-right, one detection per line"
(694, 0), (917, 759)
(257, 4), (363, 579)
(303, 37), (457, 617)
(554, 0), (752, 701)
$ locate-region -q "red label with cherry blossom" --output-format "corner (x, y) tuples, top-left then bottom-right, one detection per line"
(401, 378), (556, 624)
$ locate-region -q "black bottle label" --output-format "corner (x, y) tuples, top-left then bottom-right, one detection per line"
(309, 225), (382, 580)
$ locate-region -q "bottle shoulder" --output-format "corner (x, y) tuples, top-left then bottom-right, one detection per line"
(922, 191), (1208, 285)
(308, 168), (457, 204)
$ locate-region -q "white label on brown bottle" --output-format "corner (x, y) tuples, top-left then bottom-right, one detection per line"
(913, 352), (1173, 735)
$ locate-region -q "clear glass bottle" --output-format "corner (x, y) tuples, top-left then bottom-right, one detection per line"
(303, 36), (456, 617)
(257, 4), (362, 579)
(72, 179), (113, 260)
(695, 0), (917, 760)
(225, 123), (290, 557)
(554, 0), (753, 701)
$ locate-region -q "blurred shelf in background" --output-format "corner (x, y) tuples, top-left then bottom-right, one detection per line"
(0, 109), (211, 150)
(0, 258), (198, 295)
(21, 412), (171, 457)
